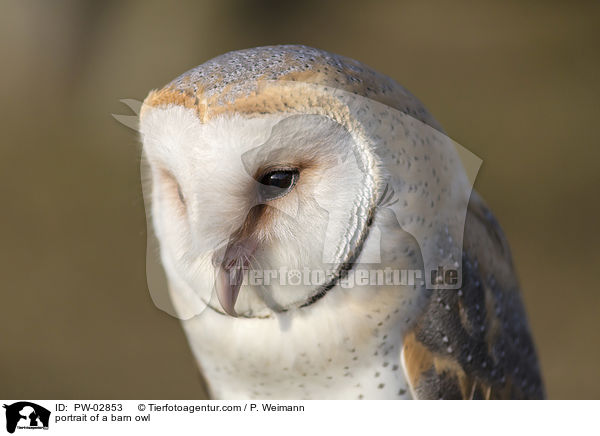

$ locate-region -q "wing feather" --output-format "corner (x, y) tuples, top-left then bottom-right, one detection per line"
(401, 192), (545, 399)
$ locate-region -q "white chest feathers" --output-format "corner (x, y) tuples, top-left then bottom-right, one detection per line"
(180, 280), (423, 400)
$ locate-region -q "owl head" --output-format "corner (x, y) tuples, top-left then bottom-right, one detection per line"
(139, 45), (474, 319)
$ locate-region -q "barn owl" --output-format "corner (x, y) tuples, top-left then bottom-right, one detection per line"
(139, 45), (544, 399)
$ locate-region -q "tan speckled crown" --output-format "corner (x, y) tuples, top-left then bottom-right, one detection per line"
(142, 45), (441, 131)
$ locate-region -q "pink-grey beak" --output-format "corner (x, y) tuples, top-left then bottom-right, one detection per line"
(214, 238), (258, 317)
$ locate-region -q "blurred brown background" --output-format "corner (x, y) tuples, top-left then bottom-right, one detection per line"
(1, 0), (598, 399)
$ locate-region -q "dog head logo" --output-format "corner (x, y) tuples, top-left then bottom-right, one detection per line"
(3, 402), (50, 433)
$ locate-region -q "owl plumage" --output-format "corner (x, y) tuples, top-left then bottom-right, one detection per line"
(140, 45), (544, 399)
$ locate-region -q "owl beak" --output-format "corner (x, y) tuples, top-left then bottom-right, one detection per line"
(215, 238), (258, 317)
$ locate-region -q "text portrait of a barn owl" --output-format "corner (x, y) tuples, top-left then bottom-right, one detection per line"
(138, 45), (544, 399)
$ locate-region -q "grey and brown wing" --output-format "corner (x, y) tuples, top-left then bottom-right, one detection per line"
(401, 192), (545, 399)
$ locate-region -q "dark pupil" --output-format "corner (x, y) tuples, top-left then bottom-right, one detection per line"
(263, 171), (294, 188)
(258, 170), (298, 201)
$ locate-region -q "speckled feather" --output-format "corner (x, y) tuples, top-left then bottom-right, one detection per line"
(402, 192), (545, 399)
(141, 45), (544, 399)
(143, 45), (440, 131)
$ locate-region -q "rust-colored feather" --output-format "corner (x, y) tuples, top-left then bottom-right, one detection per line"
(402, 193), (545, 400)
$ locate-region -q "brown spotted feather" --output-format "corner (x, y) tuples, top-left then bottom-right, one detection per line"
(402, 192), (545, 399)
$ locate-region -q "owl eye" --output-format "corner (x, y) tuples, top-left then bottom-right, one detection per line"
(258, 169), (299, 202)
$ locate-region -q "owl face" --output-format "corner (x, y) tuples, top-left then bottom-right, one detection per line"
(140, 104), (371, 317)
